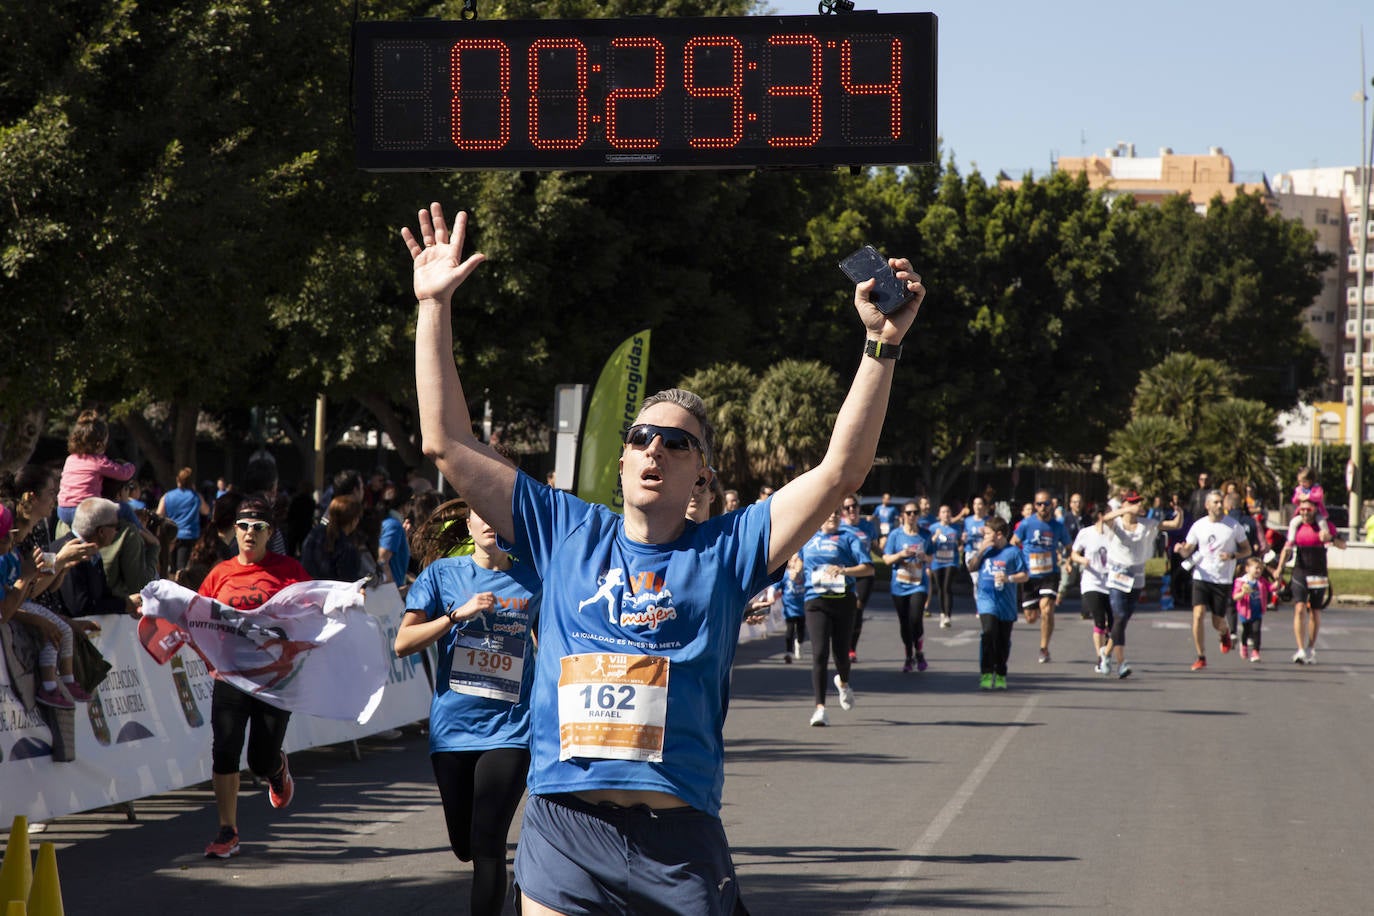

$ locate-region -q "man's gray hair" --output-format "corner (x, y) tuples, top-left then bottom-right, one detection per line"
(637, 389), (715, 466)
(73, 497), (119, 539)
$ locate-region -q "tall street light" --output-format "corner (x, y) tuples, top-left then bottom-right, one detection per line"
(1349, 33), (1373, 535)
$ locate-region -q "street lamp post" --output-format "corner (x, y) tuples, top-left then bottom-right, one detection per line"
(1349, 62), (1373, 536)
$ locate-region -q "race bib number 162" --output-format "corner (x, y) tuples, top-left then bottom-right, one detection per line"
(557, 653), (669, 763)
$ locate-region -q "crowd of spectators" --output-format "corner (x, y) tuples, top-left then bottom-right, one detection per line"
(0, 411), (445, 725)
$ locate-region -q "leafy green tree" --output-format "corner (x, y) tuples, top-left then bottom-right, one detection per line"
(1140, 190), (1331, 407)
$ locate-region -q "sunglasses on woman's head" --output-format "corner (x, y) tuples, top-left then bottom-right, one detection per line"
(236, 521), (270, 533)
(623, 423), (703, 454)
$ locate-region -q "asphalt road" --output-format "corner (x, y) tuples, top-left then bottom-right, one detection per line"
(27, 594), (1374, 915)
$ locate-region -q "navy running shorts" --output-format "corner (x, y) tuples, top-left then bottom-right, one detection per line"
(514, 792), (743, 915)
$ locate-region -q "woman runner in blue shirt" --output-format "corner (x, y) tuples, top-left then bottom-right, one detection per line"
(395, 505), (542, 916)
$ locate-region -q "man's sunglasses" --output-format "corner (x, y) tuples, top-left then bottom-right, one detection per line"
(624, 423), (703, 454)
(236, 521), (270, 533)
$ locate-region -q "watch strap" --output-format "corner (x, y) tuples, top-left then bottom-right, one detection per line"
(864, 339), (902, 361)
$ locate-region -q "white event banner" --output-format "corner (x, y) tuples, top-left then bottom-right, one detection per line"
(0, 583), (430, 823)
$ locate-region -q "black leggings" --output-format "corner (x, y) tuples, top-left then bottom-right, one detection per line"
(784, 616), (807, 652)
(979, 615), (1014, 676)
(931, 566), (957, 617)
(850, 577), (875, 651)
(806, 596), (855, 705)
(891, 592), (927, 657)
(210, 679), (291, 776)
(432, 747), (530, 916)
(1240, 618), (1263, 651)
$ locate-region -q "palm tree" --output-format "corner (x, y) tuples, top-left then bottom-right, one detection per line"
(679, 362), (757, 489)
(1107, 414), (1194, 499)
(747, 360), (841, 483)
(1132, 353), (1236, 437)
(1198, 397), (1280, 495)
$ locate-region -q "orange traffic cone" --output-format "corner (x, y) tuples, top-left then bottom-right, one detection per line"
(26, 844), (61, 916)
(0, 817), (32, 905)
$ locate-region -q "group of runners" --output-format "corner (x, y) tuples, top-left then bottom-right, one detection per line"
(178, 200), (1350, 916)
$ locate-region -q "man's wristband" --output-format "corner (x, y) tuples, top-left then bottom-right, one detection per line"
(864, 339), (902, 361)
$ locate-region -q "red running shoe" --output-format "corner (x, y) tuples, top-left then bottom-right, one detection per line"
(1190, 657), (1207, 671)
(204, 825), (240, 859)
(1219, 631), (1232, 654)
(268, 751), (294, 809)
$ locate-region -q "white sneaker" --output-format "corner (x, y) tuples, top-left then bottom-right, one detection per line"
(1293, 649), (1307, 665)
(794, 640), (804, 660)
(809, 707), (829, 727)
(940, 616), (952, 629)
(1117, 661), (1132, 679)
(833, 674), (854, 710)
(1095, 657), (1111, 676)
(1305, 648), (1316, 665)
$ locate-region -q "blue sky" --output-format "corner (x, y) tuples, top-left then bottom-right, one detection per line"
(765, 0), (1373, 181)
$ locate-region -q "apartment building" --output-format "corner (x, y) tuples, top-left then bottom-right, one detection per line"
(1051, 142), (1269, 210)
(1274, 167), (1374, 425)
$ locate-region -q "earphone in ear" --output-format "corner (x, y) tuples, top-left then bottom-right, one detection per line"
(696, 477), (706, 487)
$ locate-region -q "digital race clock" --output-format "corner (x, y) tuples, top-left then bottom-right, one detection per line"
(352, 13), (937, 171)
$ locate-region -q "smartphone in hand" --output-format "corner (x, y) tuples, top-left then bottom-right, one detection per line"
(839, 245), (916, 315)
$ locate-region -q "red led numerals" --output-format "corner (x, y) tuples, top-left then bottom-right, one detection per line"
(840, 38), (903, 141)
(528, 39), (588, 150)
(764, 35), (822, 148)
(605, 38), (665, 150)
(683, 36), (744, 149)
(450, 39), (511, 151)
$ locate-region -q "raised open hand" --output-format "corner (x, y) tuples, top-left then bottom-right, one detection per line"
(401, 203), (486, 305)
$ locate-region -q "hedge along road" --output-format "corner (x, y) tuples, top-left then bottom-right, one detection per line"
(30, 594), (1374, 915)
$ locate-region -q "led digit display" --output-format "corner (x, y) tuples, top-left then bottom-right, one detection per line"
(353, 13), (937, 171)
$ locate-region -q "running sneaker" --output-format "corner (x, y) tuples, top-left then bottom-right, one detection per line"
(1249, 651), (1261, 664)
(783, 653), (793, 664)
(1292, 649), (1307, 665)
(1038, 648), (1051, 664)
(1117, 661), (1132, 679)
(916, 654), (929, 672)
(901, 658), (914, 673)
(34, 685), (74, 709)
(1095, 657), (1111, 676)
(833, 674), (854, 710)
(1219, 631), (1232, 654)
(1239, 645), (1250, 661)
(793, 640), (804, 660)
(1305, 648), (1317, 665)
(978, 673), (994, 690)
(204, 825), (240, 859)
(940, 616), (952, 629)
(993, 674), (1007, 690)
(809, 707), (829, 727)
(1190, 657), (1207, 671)
(63, 682), (92, 703)
(267, 751), (294, 809)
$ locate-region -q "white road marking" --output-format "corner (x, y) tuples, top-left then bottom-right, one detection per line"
(864, 695), (1039, 914)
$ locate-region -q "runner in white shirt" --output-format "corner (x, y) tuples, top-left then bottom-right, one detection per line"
(1097, 491), (1180, 678)
(1174, 490), (1251, 671)
(1069, 508), (1113, 669)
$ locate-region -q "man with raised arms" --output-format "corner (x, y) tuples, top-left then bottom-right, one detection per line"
(405, 203), (924, 916)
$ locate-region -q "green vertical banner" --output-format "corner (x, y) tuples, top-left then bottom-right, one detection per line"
(577, 329), (651, 512)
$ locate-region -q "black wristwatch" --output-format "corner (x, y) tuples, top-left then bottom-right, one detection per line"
(864, 339), (902, 361)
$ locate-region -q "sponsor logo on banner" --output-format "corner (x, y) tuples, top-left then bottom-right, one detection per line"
(91, 665), (155, 744)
